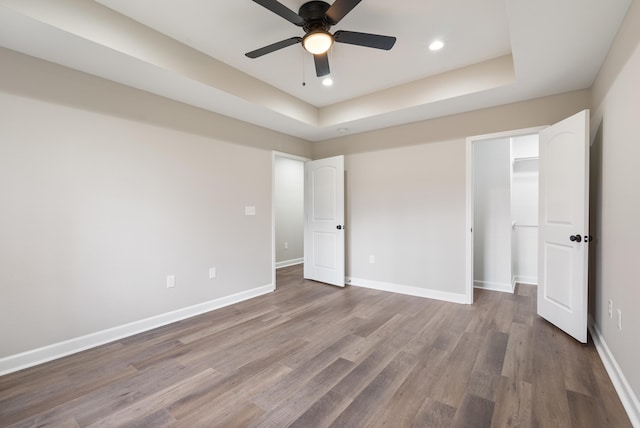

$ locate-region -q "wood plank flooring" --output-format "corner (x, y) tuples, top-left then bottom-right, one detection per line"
(0, 265), (632, 427)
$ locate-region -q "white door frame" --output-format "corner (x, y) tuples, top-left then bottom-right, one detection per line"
(465, 126), (546, 304)
(272, 151), (311, 290)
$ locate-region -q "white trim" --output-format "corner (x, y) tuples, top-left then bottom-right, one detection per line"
(272, 153), (276, 291)
(465, 138), (474, 304)
(473, 280), (514, 293)
(467, 127), (548, 145)
(0, 283), (274, 376)
(272, 151), (310, 163)
(347, 277), (468, 304)
(513, 275), (537, 286)
(276, 258), (303, 269)
(588, 317), (640, 427)
(465, 126), (546, 305)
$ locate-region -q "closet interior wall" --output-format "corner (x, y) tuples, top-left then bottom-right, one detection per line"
(510, 134), (539, 287)
(473, 134), (539, 293)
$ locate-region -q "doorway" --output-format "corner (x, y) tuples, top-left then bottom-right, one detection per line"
(465, 127), (545, 302)
(272, 152), (309, 289)
(271, 152), (346, 290)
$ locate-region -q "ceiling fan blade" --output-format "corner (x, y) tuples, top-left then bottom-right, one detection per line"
(252, 0), (304, 26)
(314, 53), (330, 77)
(334, 30), (396, 50)
(245, 37), (302, 58)
(325, 0), (362, 24)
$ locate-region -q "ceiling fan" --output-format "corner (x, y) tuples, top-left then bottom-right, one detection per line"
(245, 0), (397, 77)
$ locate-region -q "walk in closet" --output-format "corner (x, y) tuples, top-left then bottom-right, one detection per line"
(473, 134), (539, 292)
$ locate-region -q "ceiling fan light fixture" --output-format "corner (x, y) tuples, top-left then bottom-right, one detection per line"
(303, 30), (333, 55)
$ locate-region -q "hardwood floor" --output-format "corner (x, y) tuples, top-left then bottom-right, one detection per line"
(0, 265), (632, 427)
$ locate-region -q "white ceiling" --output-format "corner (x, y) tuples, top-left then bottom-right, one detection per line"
(0, 0), (632, 141)
(95, 0), (513, 107)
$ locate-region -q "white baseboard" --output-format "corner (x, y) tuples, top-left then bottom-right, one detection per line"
(346, 277), (468, 304)
(588, 317), (640, 427)
(0, 283), (274, 377)
(474, 280), (514, 293)
(513, 275), (537, 286)
(275, 258), (303, 269)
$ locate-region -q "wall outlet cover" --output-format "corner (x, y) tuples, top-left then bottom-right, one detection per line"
(166, 275), (175, 288)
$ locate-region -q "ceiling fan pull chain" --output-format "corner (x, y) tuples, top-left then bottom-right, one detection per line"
(301, 49), (306, 86)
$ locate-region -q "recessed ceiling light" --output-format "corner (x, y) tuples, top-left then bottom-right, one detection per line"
(429, 40), (444, 51)
(337, 127), (349, 133)
(322, 77), (333, 86)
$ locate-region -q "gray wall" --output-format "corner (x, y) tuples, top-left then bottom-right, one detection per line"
(274, 156), (304, 265)
(345, 140), (467, 294)
(0, 48), (311, 358)
(590, 0), (640, 409)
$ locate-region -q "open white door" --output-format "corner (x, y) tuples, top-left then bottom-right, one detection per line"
(538, 110), (590, 343)
(304, 155), (345, 287)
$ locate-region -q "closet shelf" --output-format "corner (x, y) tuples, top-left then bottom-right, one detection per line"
(511, 221), (538, 229)
(512, 156), (539, 162)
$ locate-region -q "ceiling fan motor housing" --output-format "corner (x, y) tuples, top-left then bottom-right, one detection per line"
(299, 1), (333, 32)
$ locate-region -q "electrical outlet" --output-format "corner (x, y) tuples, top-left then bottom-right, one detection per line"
(617, 309), (622, 330)
(209, 267), (217, 279)
(369, 255), (375, 264)
(284, 242), (288, 250)
(608, 300), (613, 318)
(166, 275), (175, 288)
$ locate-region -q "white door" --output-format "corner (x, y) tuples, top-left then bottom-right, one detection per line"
(538, 110), (590, 343)
(304, 155), (345, 287)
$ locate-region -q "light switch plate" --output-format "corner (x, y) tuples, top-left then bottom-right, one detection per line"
(245, 206), (256, 216)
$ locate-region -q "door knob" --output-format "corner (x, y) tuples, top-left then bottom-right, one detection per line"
(336, 225), (343, 230)
(570, 234), (582, 243)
